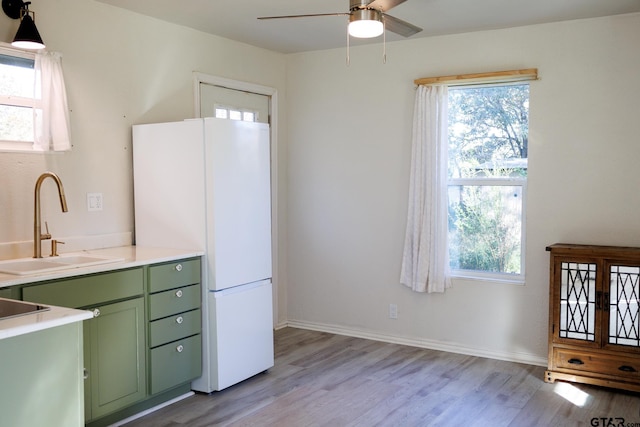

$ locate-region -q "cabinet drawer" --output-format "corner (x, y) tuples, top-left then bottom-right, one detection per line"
(149, 284), (200, 320)
(150, 308), (201, 348)
(22, 268), (144, 308)
(554, 348), (640, 379)
(149, 258), (200, 293)
(0, 287), (13, 299)
(150, 334), (202, 395)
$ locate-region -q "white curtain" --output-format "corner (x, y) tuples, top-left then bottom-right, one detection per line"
(34, 51), (71, 151)
(400, 85), (452, 293)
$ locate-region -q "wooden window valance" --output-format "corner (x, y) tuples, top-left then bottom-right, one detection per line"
(414, 68), (538, 86)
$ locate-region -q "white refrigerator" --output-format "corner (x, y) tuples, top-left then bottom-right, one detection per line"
(132, 117), (274, 392)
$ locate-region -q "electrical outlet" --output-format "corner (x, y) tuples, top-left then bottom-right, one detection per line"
(87, 193), (103, 212)
(389, 303), (398, 319)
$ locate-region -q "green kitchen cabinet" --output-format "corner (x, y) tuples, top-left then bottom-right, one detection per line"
(150, 334), (201, 394)
(0, 322), (85, 427)
(14, 257), (202, 427)
(22, 268), (143, 308)
(147, 259), (202, 395)
(22, 268), (146, 423)
(85, 297), (146, 420)
(0, 286), (19, 299)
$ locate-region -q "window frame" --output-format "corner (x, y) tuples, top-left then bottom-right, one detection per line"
(446, 82), (530, 285)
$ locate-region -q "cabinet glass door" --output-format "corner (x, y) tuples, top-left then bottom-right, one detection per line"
(559, 261), (597, 341)
(608, 264), (640, 348)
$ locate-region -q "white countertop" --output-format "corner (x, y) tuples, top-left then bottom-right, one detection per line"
(0, 245), (204, 287)
(0, 245), (204, 340)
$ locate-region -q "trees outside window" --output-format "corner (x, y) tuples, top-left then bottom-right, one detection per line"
(447, 83), (529, 279)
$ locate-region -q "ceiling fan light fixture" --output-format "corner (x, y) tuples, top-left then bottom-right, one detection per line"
(348, 9), (383, 38)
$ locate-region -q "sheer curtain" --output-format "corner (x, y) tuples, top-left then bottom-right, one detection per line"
(400, 85), (452, 293)
(34, 51), (71, 151)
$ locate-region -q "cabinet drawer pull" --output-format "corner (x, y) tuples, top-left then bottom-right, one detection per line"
(175, 263), (183, 272)
(83, 368), (89, 380)
(175, 289), (183, 298)
(93, 308), (101, 318)
(568, 358), (584, 365)
(619, 365), (637, 373)
(176, 316), (184, 324)
(176, 345), (184, 353)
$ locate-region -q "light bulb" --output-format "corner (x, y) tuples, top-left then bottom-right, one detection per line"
(348, 19), (384, 38)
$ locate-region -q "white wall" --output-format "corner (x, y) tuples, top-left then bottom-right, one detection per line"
(0, 0), (288, 324)
(285, 13), (640, 363)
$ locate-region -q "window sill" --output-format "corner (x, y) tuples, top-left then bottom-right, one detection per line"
(450, 271), (525, 286)
(0, 145), (69, 154)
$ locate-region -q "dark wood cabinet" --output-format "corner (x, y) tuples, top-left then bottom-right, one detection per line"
(546, 244), (640, 392)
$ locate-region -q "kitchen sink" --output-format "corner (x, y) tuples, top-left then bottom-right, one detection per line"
(0, 254), (124, 276)
(48, 255), (119, 265)
(0, 298), (50, 320)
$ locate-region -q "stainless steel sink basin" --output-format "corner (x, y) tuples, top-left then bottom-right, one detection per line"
(0, 299), (50, 320)
(0, 254), (124, 276)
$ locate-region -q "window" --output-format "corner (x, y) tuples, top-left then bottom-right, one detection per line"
(0, 48), (37, 151)
(0, 45), (71, 152)
(447, 83), (529, 281)
(214, 105), (258, 122)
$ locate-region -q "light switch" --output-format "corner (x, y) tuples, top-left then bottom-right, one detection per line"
(87, 193), (103, 212)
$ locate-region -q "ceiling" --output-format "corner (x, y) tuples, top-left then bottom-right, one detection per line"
(95, 0), (640, 54)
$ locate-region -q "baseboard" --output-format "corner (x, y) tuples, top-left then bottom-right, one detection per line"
(274, 321), (289, 331)
(108, 392), (194, 427)
(285, 319), (548, 367)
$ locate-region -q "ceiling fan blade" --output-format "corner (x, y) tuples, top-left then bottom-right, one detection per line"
(383, 14), (422, 37)
(366, 0), (408, 12)
(258, 13), (348, 20)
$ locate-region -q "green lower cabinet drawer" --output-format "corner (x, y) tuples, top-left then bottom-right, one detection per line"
(0, 287), (14, 299)
(149, 284), (200, 320)
(150, 309), (202, 348)
(149, 258), (201, 293)
(22, 268), (143, 308)
(150, 334), (202, 395)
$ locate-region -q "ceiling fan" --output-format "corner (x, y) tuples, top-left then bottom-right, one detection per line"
(258, 0), (422, 39)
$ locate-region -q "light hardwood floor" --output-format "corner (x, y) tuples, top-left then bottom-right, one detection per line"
(124, 327), (640, 426)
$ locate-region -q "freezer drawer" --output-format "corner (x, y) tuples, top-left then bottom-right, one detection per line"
(210, 280), (274, 391)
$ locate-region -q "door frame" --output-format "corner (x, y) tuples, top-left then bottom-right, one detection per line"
(192, 73), (280, 328)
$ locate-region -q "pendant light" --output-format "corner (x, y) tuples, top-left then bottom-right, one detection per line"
(2, 0), (45, 50)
